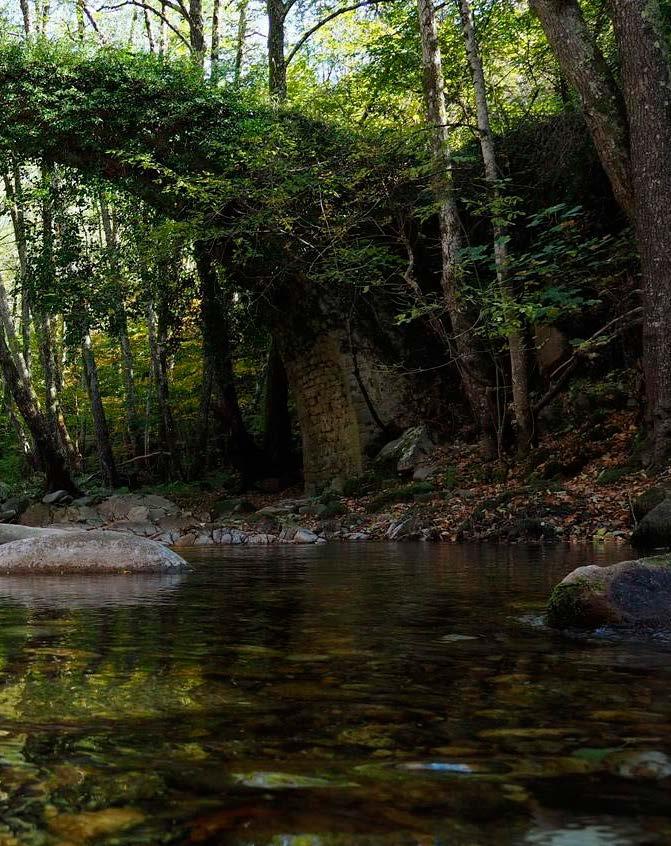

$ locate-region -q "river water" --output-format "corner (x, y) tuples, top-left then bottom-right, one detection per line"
(0, 543), (669, 845)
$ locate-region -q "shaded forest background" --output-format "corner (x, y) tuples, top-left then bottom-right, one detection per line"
(0, 0), (660, 497)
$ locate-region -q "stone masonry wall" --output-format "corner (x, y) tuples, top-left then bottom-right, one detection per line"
(284, 333), (364, 491)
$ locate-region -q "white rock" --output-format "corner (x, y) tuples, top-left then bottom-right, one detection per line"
(0, 530), (189, 572)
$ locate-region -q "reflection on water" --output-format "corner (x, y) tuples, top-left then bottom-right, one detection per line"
(0, 543), (668, 844)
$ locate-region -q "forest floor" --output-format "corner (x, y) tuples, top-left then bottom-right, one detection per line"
(10, 409), (660, 547)
(172, 409), (660, 546)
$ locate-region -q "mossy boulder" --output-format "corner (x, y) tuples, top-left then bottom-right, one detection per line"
(631, 498), (671, 549)
(547, 556), (671, 629)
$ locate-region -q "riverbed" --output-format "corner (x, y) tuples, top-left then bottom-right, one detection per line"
(0, 543), (668, 845)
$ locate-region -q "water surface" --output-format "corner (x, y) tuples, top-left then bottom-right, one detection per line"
(0, 543), (668, 845)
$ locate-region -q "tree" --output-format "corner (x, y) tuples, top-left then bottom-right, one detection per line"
(531, 0), (671, 464)
(458, 0), (533, 453)
(416, 0), (496, 451)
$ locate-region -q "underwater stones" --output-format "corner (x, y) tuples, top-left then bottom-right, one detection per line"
(547, 555), (671, 629)
(47, 808), (144, 842)
(0, 529), (190, 573)
(631, 498), (671, 549)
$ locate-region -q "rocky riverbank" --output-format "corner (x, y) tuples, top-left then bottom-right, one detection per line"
(0, 410), (668, 548)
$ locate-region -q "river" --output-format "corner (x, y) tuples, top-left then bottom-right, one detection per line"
(0, 543), (668, 845)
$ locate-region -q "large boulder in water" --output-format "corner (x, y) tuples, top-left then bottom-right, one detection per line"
(547, 556), (671, 629)
(631, 498), (671, 549)
(0, 529), (189, 573)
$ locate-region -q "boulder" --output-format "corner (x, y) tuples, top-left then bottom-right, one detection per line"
(0, 529), (189, 573)
(376, 425), (436, 475)
(42, 490), (71, 505)
(547, 556), (671, 629)
(294, 528), (319, 544)
(632, 487), (669, 523)
(0, 524), (68, 545)
(3, 496), (29, 517)
(19, 503), (55, 527)
(631, 498), (671, 549)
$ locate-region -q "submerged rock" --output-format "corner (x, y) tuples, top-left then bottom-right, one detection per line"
(547, 555), (671, 629)
(631, 498), (671, 549)
(0, 529), (189, 573)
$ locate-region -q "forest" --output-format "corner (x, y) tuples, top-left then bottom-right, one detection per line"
(0, 3), (671, 842)
(0, 0), (667, 535)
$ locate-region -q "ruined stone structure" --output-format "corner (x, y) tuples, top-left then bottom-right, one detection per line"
(283, 331), (414, 491)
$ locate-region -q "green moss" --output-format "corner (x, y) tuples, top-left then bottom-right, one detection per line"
(546, 578), (596, 628)
(596, 466), (634, 486)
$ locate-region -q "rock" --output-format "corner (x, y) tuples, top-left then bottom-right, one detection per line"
(376, 425), (436, 475)
(631, 499), (671, 549)
(256, 505), (291, 517)
(3, 496), (29, 516)
(72, 495), (97, 507)
(412, 463), (437, 482)
(608, 750), (671, 780)
(294, 528), (318, 544)
(633, 488), (670, 523)
(507, 518), (557, 543)
(156, 514), (198, 534)
(127, 505), (150, 522)
(0, 529), (189, 573)
(547, 555), (671, 629)
(173, 533), (198, 548)
(42, 489), (70, 505)
(97, 493), (179, 522)
(0, 524), (68, 545)
(108, 520), (157, 537)
(247, 533), (276, 544)
(19, 503), (54, 527)
(346, 532), (370, 541)
(48, 808), (144, 842)
(386, 516), (422, 540)
(0, 510), (16, 523)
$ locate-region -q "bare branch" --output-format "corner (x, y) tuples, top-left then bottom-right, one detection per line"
(99, 0), (191, 46)
(286, 0), (387, 66)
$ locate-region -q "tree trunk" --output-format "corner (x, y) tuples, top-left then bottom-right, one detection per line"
(19, 0), (31, 34)
(37, 314), (80, 470)
(194, 243), (263, 483)
(192, 359), (214, 478)
(611, 0), (671, 464)
(267, 0), (287, 99)
(459, 0), (533, 453)
(189, 0), (206, 66)
(234, 0), (250, 85)
(529, 0), (634, 219)
(100, 196), (142, 455)
(38, 171), (81, 470)
(416, 0), (496, 452)
(0, 327), (78, 494)
(82, 332), (120, 487)
(210, 0), (220, 81)
(146, 300), (184, 479)
(262, 337), (293, 473)
(3, 161), (32, 377)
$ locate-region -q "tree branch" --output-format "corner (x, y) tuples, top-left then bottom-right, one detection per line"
(99, 0), (191, 46)
(286, 0), (386, 66)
